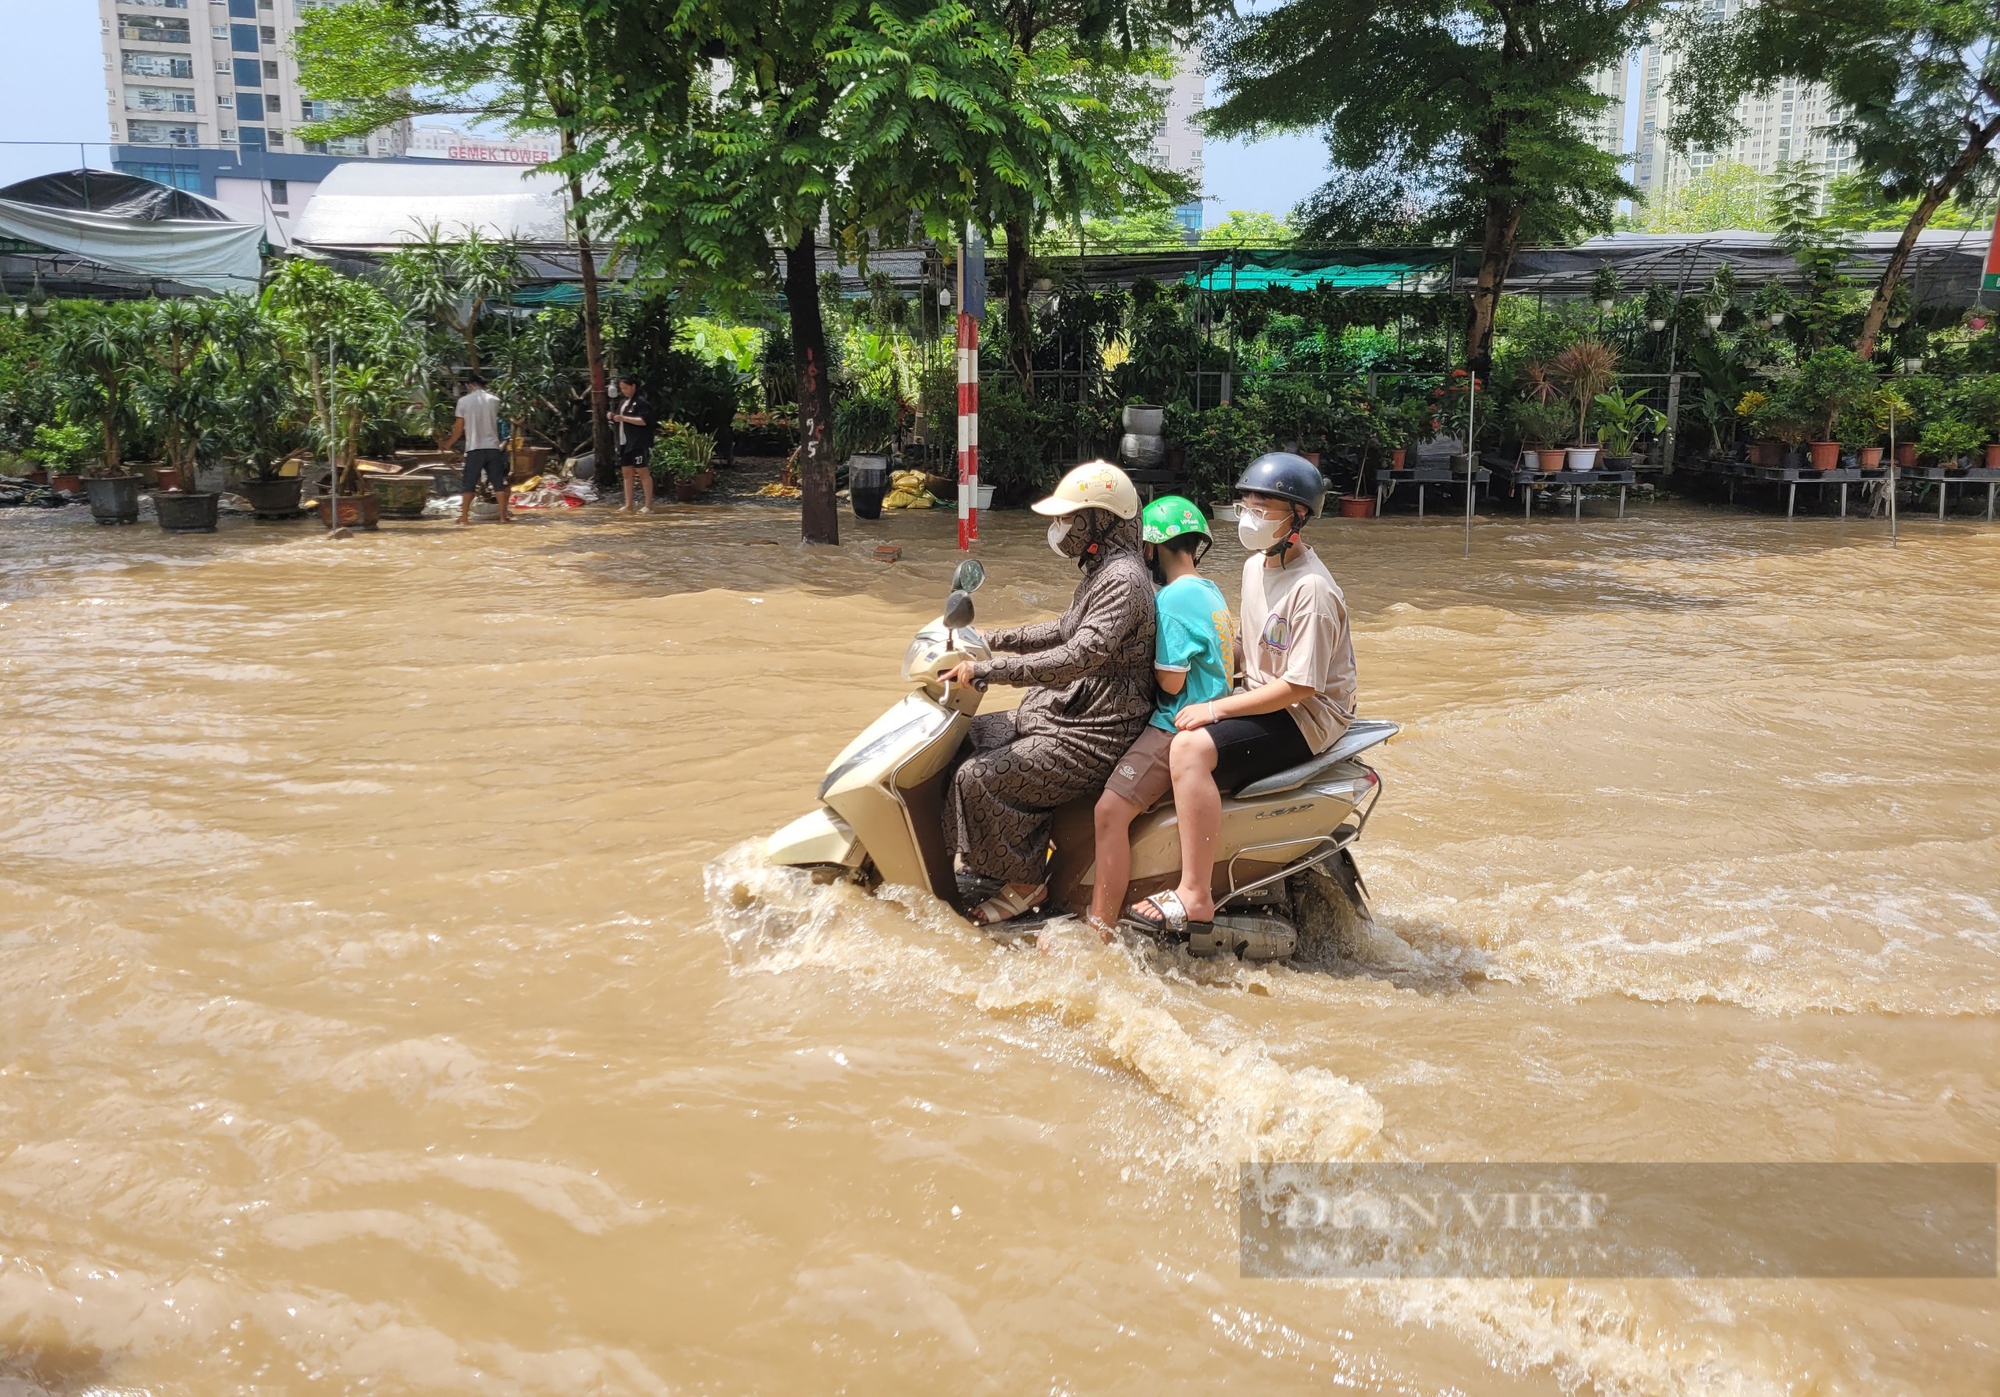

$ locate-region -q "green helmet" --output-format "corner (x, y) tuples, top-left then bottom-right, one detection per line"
(1141, 494), (1211, 546)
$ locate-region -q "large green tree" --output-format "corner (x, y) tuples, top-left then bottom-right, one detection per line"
(580, 0), (1156, 542)
(975, 0), (1190, 388)
(295, 0), (659, 481)
(1669, 0), (2000, 360)
(1207, 0), (1662, 366)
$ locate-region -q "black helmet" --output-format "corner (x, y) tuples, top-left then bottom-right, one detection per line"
(1235, 451), (1326, 519)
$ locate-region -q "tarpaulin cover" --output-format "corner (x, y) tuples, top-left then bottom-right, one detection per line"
(0, 170), (229, 222)
(0, 169), (261, 292)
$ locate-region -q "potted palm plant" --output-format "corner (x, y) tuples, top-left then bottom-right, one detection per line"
(1551, 339), (1618, 471)
(209, 296), (309, 518)
(49, 303), (146, 525)
(136, 300), (227, 533)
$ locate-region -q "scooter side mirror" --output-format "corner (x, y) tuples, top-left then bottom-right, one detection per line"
(951, 559), (985, 594)
(943, 589), (975, 630)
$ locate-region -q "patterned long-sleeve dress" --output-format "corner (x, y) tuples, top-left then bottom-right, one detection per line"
(947, 515), (1156, 887)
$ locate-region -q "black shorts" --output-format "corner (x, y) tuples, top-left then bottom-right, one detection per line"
(462, 448), (509, 492)
(1207, 710), (1313, 795)
(618, 450), (651, 470)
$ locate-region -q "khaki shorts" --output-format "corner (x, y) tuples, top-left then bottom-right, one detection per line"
(1103, 724), (1176, 811)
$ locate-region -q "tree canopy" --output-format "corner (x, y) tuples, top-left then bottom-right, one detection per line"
(574, 0), (1175, 540)
(1208, 0), (1663, 364)
(1668, 0), (2000, 357)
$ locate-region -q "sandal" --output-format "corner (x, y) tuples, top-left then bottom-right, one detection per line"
(1121, 890), (1214, 940)
(969, 882), (1047, 926)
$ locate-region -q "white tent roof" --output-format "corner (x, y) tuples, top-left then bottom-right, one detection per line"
(292, 162), (572, 249)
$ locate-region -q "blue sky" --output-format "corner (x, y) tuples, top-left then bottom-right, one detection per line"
(0, 0), (1331, 216)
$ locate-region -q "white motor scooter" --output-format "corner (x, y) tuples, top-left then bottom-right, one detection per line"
(768, 560), (1395, 959)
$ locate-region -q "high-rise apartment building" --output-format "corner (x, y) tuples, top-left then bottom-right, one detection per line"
(1155, 56), (1205, 232)
(96, 0), (408, 235)
(1584, 60), (1630, 165)
(1630, 2), (1855, 208)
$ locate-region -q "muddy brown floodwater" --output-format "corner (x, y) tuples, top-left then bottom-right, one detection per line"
(0, 497), (1996, 1395)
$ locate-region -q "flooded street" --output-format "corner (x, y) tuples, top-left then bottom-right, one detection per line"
(1, 497), (1995, 1394)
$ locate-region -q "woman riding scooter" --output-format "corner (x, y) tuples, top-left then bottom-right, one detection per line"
(940, 461), (1155, 926)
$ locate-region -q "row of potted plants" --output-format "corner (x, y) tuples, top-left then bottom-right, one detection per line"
(1730, 348), (2000, 470)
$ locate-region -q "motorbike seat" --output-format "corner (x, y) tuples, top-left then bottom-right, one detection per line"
(1231, 719), (1400, 798)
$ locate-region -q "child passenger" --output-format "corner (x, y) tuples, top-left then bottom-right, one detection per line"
(1088, 496), (1234, 932)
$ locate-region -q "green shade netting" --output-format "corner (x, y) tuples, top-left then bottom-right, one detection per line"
(1186, 261), (1435, 291)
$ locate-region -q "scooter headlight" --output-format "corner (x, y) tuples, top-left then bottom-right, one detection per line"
(817, 706), (950, 800)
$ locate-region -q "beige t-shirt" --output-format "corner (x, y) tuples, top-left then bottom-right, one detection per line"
(1239, 547), (1357, 753)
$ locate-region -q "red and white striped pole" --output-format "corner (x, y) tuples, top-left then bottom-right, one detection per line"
(955, 233), (982, 550)
(956, 311), (978, 550)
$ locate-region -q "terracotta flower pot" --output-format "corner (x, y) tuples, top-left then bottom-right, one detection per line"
(1749, 442), (1782, 468)
(313, 492), (381, 530)
(1337, 494), (1375, 519)
(675, 479), (700, 502)
(1896, 442), (1919, 469)
(1985, 443), (2000, 469)
(1390, 448), (1407, 471)
(154, 466), (185, 493)
(1300, 451), (1321, 467)
(1808, 440), (1841, 471)
(25, 466), (48, 484)
(51, 473), (82, 493)
(1537, 448), (1565, 473)
(1858, 446), (1884, 469)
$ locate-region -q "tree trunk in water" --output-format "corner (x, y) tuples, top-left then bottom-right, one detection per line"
(564, 153), (614, 484)
(1856, 113), (2000, 361)
(786, 226), (839, 545)
(1466, 200), (1523, 372)
(1005, 215), (1033, 392)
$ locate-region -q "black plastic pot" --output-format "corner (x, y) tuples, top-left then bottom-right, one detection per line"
(155, 491), (220, 534)
(236, 477), (304, 519)
(849, 457), (887, 520)
(85, 475), (142, 525)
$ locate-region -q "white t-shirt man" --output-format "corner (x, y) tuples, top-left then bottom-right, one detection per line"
(455, 388), (501, 453)
(1238, 547), (1358, 753)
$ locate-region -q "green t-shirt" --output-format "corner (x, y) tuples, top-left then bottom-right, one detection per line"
(1150, 574), (1235, 732)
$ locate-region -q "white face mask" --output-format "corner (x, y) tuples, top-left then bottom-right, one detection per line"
(1237, 507), (1292, 553)
(1047, 518), (1071, 557)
